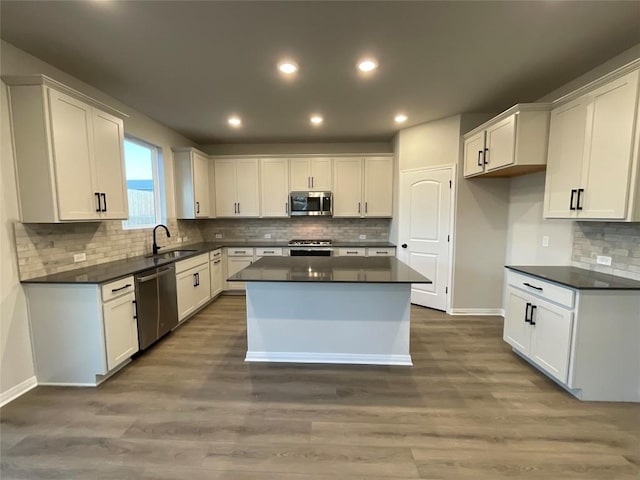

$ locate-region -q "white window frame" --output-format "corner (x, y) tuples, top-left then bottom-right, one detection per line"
(122, 136), (164, 230)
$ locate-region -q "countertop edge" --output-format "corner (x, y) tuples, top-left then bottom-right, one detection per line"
(505, 265), (640, 291)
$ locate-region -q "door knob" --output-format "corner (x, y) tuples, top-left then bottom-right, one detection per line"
(401, 243), (408, 248)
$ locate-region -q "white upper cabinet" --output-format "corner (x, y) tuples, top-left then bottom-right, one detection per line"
(173, 148), (211, 219)
(260, 158), (289, 217)
(544, 68), (640, 221)
(5, 75), (128, 223)
(290, 157), (332, 191)
(214, 158), (260, 217)
(333, 156), (393, 218)
(463, 104), (551, 178)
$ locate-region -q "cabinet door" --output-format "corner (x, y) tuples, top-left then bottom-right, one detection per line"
(176, 269), (198, 321)
(580, 70), (639, 219)
(210, 257), (223, 297)
(48, 89), (98, 220)
(529, 298), (574, 383)
(92, 109), (128, 220)
(235, 159), (260, 216)
(102, 292), (138, 370)
(214, 159), (237, 217)
(310, 157), (332, 190)
(261, 158), (289, 217)
(193, 263), (211, 309)
(543, 98), (588, 218)
(290, 158), (311, 190)
(364, 157), (393, 217)
(227, 256), (252, 291)
(333, 158), (363, 217)
(463, 131), (486, 177)
(503, 288), (531, 356)
(484, 114), (516, 171)
(193, 151), (211, 218)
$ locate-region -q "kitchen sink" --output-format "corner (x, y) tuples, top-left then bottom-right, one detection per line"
(145, 249), (198, 259)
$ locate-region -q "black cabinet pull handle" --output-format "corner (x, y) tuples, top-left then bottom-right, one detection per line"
(569, 189), (577, 210)
(477, 150), (483, 167)
(95, 192), (101, 212)
(483, 148), (489, 165)
(365, 202), (368, 214)
(111, 283), (132, 293)
(196, 201), (200, 214)
(401, 243), (407, 248)
(101, 193), (107, 212)
(237, 203), (240, 214)
(576, 188), (584, 211)
(524, 302), (531, 323)
(193, 273), (197, 287)
(132, 299), (138, 320)
(523, 282), (543, 291)
(530, 305), (537, 326)
(213, 259), (221, 264)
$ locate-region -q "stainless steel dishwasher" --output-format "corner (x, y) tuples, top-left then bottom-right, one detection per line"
(135, 264), (178, 350)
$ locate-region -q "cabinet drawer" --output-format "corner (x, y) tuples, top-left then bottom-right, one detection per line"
(175, 253), (209, 274)
(367, 247), (396, 257)
(101, 276), (134, 302)
(227, 247), (254, 257)
(337, 248), (366, 256)
(255, 247), (283, 256)
(507, 270), (575, 309)
(209, 248), (222, 261)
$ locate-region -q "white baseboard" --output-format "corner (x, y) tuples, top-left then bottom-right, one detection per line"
(448, 308), (505, 316)
(0, 376), (37, 407)
(37, 382), (97, 387)
(246, 352), (413, 366)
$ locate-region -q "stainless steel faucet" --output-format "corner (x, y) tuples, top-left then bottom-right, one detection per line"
(152, 224), (171, 255)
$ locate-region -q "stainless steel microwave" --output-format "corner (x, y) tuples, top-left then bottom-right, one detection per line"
(289, 191), (332, 216)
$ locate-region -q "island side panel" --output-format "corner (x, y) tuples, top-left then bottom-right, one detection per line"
(245, 282), (412, 365)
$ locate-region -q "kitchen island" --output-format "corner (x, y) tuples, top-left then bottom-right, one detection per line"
(228, 256), (432, 366)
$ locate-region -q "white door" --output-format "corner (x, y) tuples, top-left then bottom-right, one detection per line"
(260, 158), (289, 217)
(193, 151), (210, 218)
(364, 157), (393, 217)
(398, 167), (452, 311)
(333, 158), (362, 217)
(48, 89), (97, 220)
(92, 109), (128, 219)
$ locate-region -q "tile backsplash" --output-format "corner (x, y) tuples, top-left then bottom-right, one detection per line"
(14, 219), (203, 280)
(14, 217), (390, 280)
(199, 217), (390, 243)
(572, 222), (640, 280)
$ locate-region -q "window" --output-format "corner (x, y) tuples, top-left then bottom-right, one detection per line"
(122, 137), (162, 229)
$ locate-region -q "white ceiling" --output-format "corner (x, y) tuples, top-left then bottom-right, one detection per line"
(1, 1), (638, 144)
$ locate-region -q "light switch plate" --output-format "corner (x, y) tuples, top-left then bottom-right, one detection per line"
(596, 255), (612, 266)
(359, 234), (366, 240)
(215, 233), (222, 238)
(264, 233), (271, 239)
(542, 235), (549, 247)
(73, 253), (86, 263)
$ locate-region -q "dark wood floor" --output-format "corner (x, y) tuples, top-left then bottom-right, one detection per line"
(2, 296), (639, 479)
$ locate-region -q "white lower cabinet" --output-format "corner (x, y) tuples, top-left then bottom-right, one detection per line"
(24, 276), (139, 386)
(226, 247), (255, 291)
(210, 248), (223, 298)
(504, 269), (640, 401)
(176, 254), (211, 322)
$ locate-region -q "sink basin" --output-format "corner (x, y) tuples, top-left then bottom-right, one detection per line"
(146, 249), (198, 259)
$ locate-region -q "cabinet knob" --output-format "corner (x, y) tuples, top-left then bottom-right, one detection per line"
(401, 243), (407, 248)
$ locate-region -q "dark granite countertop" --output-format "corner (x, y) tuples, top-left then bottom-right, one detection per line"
(228, 256), (431, 284)
(21, 240), (397, 284)
(506, 265), (640, 290)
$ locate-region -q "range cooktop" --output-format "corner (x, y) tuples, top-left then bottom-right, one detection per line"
(288, 239), (333, 246)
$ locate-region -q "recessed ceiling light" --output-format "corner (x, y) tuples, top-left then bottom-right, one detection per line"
(310, 115), (323, 125)
(358, 59), (378, 72)
(278, 61), (298, 74)
(228, 116), (241, 127)
(395, 114), (408, 123)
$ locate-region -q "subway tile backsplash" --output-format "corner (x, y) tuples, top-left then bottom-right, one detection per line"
(572, 222), (640, 280)
(13, 217), (390, 280)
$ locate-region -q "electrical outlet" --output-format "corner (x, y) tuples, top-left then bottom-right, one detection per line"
(73, 253), (86, 263)
(542, 235), (549, 247)
(264, 233), (271, 239)
(359, 234), (366, 240)
(596, 255), (612, 266)
(215, 233), (222, 239)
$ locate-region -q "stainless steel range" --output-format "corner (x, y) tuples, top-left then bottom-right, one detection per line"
(288, 239), (333, 256)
